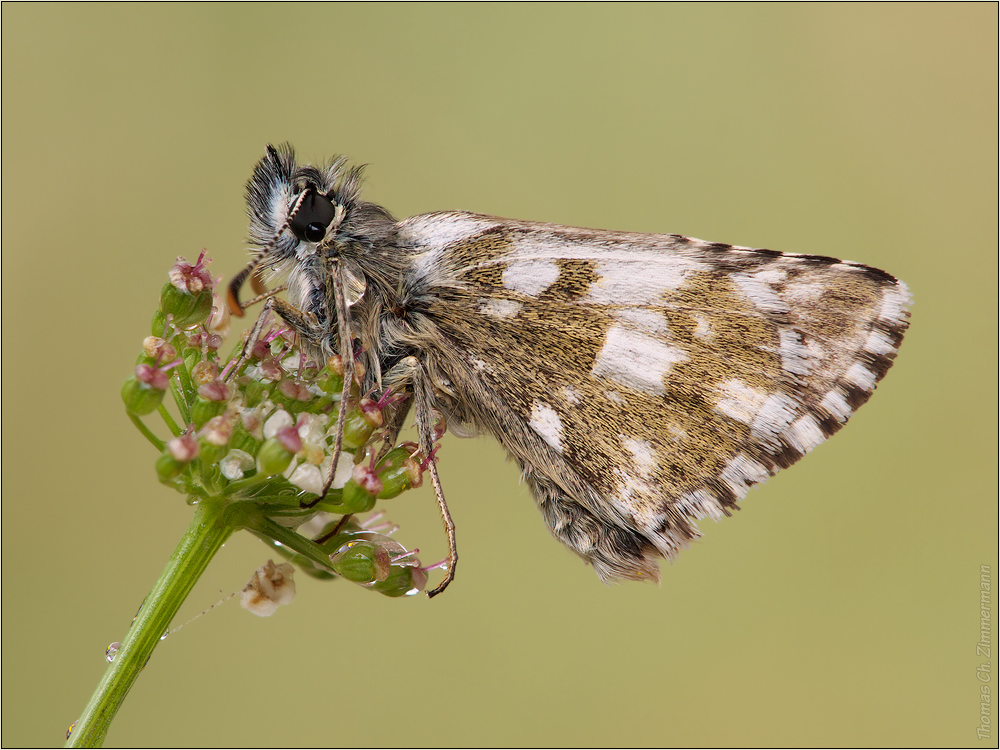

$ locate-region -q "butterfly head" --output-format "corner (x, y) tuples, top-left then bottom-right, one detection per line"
(227, 144), (393, 317)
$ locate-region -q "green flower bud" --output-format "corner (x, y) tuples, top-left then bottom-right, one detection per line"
(371, 563), (427, 597)
(256, 442), (292, 476)
(375, 446), (424, 499)
(257, 430), (299, 476)
(270, 378), (314, 414)
(121, 364), (169, 416)
(150, 309), (169, 337)
(332, 478), (378, 514)
(230, 416), (262, 456)
(190, 396), (226, 428)
(329, 541), (392, 584)
(342, 399), (384, 451)
(155, 453), (185, 482)
(239, 378), (266, 408)
(122, 376), (163, 415)
(160, 281), (213, 329)
(189, 380), (230, 427)
(317, 356), (345, 394)
(198, 439), (227, 465)
(143, 336), (177, 363)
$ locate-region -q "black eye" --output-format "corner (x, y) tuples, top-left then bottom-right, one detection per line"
(288, 190), (337, 243)
(304, 222), (326, 242)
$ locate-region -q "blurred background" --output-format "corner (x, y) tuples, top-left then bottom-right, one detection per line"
(2, 4), (996, 747)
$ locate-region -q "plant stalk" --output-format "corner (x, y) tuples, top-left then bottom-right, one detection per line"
(66, 497), (233, 748)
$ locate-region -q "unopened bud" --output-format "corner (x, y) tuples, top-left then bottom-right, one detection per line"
(143, 336), (177, 362)
(121, 364), (169, 415)
(191, 361), (220, 386)
(342, 399), (384, 450)
(334, 468), (381, 514)
(166, 433), (198, 462)
(271, 378), (314, 413)
(371, 562), (428, 597)
(329, 541), (392, 584)
(375, 445), (425, 499)
(160, 281), (213, 329)
(318, 356), (345, 394)
(191, 381), (230, 427)
(155, 452), (185, 482)
(257, 432), (298, 476)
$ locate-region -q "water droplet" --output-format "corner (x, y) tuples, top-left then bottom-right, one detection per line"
(105, 642), (121, 662)
(131, 596), (147, 626)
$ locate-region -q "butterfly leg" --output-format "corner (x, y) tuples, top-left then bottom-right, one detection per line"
(226, 294), (323, 380)
(227, 282), (348, 507)
(373, 394), (414, 464)
(385, 356), (458, 597)
(317, 262), (357, 503)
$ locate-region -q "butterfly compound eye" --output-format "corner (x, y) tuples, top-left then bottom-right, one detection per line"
(289, 190), (337, 243)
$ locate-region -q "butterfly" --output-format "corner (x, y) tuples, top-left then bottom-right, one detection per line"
(227, 144), (911, 596)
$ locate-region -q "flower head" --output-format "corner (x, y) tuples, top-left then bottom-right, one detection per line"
(125, 254), (431, 602)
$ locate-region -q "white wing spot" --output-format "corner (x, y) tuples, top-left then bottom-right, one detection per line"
(677, 487), (726, 522)
(562, 385), (582, 405)
(844, 362), (876, 391)
(750, 393), (800, 446)
(614, 308), (667, 334)
(878, 282), (912, 326)
(714, 378), (770, 425)
(730, 270), (789, 315)
(788, 414), (826, 454)
(621, 436), (658, 478)
(693, 314), (712, 339)
(785, 280), (828, 305)
(591, 325), (687, 396)
(863, 329), (897, 356)
(583, 256), (710, 305)
(478, 298), (521, 319)
(503, 259), (560, 296)
(820, 389), (852, 422)
(778, 328), (812, 376)
(719, 453), (770, 499)
(529, 402), (564, 453)
(402, 213), (494, 252)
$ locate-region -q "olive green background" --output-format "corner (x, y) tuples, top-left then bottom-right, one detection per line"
(2, 4), (996, 747)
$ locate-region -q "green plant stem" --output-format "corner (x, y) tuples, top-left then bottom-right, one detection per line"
(128, 413), (166, 451)
(232, 504), (337, 573)
(65, 497), (233, 748)
(156, 402), (182, 437)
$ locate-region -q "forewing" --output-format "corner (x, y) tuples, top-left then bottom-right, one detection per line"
(399, 212), (911, 566)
